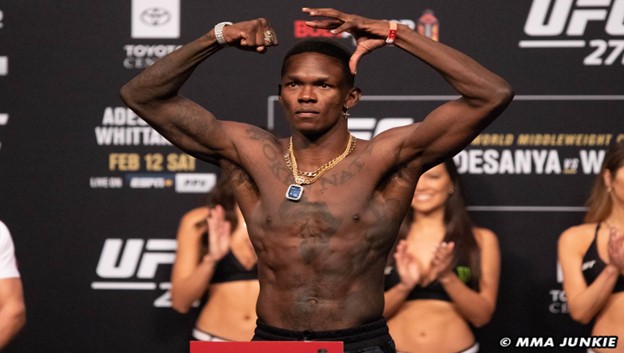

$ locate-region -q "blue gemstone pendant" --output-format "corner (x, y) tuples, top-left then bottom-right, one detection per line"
(285, 184), (303, 201)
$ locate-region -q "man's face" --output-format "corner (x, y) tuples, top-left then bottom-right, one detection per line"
(280, 52), (354, 134)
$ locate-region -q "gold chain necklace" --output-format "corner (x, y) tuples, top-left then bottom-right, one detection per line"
(284, 134), (356, 201)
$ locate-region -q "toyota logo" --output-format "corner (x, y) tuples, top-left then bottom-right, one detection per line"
(140, 7), (171, 26)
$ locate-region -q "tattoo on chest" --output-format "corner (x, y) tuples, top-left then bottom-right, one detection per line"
(279, 200), (342, 264)
(319, 158), (365, 191)
(246, 128), (291, 184)
(267, 152), (291, 185)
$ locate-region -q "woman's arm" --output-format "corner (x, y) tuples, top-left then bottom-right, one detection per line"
(170, 206), (231, 313)
(558, 225), (620, 324)
(383, 240), (421, 318)
(437, 228), (500, 328)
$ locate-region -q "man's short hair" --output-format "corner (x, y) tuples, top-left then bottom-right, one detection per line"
(281, 38), (355, 87)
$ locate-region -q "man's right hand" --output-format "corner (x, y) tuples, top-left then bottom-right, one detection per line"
(218, 18), (279, 53)
(302, 8), (389, 74)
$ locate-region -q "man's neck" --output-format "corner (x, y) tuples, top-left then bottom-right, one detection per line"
(290, 128), (352, 171)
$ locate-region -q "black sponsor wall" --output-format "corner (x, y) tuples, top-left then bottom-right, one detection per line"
(0, 0), (622, 352)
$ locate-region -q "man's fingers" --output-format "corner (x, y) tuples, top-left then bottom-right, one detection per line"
(234, 20), (277, 52)
(254, 27), (267, 53)
(303, 7), (352, 34)
(239, 31), (249, 45)
(304, 19), (343, 30)
(302, 7), (345, 19)
(349, 52), (362, 75)
(254, 28), (264, 47)
(349, 41), (377, 74)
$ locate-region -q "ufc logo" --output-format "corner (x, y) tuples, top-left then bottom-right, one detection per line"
(92, 238), (177, 307)
(348, 117), (414, 140)
(96, 238), (176, 278)
(525, 0), (624, 36)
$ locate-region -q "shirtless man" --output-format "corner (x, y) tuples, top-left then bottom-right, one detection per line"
(120, 8), (513, 353)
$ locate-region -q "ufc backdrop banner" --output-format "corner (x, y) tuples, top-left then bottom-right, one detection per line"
(0, 0), (621, 352)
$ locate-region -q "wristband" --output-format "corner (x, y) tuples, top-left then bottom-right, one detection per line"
(385, 21), (398, 45)
(214, 21), (233, 46)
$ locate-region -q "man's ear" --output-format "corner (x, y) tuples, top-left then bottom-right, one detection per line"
(345, 87), (362, 108)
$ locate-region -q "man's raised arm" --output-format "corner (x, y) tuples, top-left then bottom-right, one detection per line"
(119, 19), (279, 163)
(392, 21), (514, 168)
(304, 8), (514, 170)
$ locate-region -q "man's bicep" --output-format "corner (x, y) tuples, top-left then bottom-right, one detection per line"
(406, 99), (494, 168)
(142, 97), (239, 162)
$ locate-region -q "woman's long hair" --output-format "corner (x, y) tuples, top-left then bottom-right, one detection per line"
(441, 159), (480, 290)
(400, 159), (481, 289)
(584, 141), (624, 223)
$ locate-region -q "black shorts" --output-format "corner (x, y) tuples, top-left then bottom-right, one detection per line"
(252, 317), (396, 353)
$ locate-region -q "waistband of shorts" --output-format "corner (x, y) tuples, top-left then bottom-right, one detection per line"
(253, 317), (392, 351)
(398, 342), (477, 353)
(192, 328), (229, 342)
(457, 342), (479, 353)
